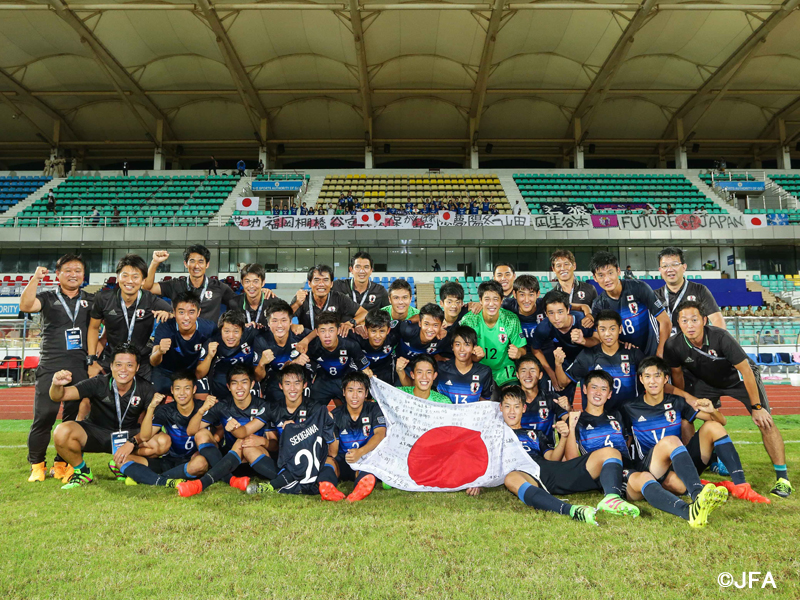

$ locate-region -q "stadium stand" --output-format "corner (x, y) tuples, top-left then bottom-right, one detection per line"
(0, 176), (51, 215)
(514, 173), (724, 215)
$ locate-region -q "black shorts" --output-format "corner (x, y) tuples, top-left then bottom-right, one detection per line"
(685, 433), (709, 476)
(633, 447), (670, 484)
(77, 421), (140, 455)
(311, 377), (343, 404)
(688, 365), (769, 413)
(334, 455), (357, 482)
(277, 480), (319, 495)
(534, 454), (599, 496)
(146, 454), (191, 474)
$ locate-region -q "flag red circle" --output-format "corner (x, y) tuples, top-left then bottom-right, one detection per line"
(407, 426), (488, 488)
(374, 213), (381, 221)
(751, 217), (763, 226)
(442, 212), (451, 220)
(361, 214), (369, 222)
(242, 198), (252, 208)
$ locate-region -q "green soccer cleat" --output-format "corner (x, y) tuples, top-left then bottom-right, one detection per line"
(688, 483), (728, 529)
(107, 460), (125, 481)
(124, 477), (138, 486)
(246, 482), (275, 495)
(382, 482), (393, 491)
(164, 479), (186, 489)
(569, 505), (598, 526)
(61, 470), (94, 490)
(597, 493), (640, 518)
(769, 478), (793, 499)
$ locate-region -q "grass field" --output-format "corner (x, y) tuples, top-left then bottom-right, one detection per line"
(1, 416), (799, 600)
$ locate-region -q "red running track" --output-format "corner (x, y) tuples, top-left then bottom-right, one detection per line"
(0, 385), (797, 420)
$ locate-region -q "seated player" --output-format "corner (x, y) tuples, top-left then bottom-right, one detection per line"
(460, 280), (526, 390)
(504, 274), (544, 343)
(515, 355), (568, 443)
(436, 326), (493, 404)
(178, 366), (278, 497)
(396, 303), (451, 360)
(195, 310), (269, 401)
(621, 357), (731, 526)
(50, 343), (164, 489)
(259, 300), (312, 402)
(120, 371), (209, 487)
(296, 312), (372, 406)
(396, 354), (452, 404)
(150, 291), (216, 396)
(380, 279), (419, 321)
(325, 371), (386, 502)
(351, 308), (399, 385)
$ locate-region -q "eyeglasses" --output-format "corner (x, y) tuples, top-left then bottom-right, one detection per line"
(659, 262), (683, 270)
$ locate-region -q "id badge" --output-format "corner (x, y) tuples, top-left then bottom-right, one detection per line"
(65, 328), (83, 351)
(111, 431), (129, 454)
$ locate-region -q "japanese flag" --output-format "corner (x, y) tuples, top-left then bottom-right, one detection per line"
(351, 378), (539, 492)
(746, 214), (768, 228)
(236, 197), (258, 212)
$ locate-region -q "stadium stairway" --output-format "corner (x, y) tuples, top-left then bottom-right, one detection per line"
(3, 178), (64, 220)
(216, 177), (252, 223)
(415, 283), (436, 306)
(765, 175), (799, 210)
(302, 176), (325, 211)
(497, 174), (528, 215)
(685, 173), (743, 215)
(747, 280), (777, 304)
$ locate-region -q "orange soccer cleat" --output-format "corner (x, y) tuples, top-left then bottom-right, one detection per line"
(346, 475), (376, 503)
(319, 481), (346, 502)
(228, 476), (250, 492)
(50, 461), (69, 480)
(28, 462), (46, 482)
(177, 479), (203, 498)
(716, 481), (771, 504)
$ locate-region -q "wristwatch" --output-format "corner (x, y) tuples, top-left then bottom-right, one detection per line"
(751, 403), (763, 411)
(86, 355), (96, 366)
(348, 319), (357, 327)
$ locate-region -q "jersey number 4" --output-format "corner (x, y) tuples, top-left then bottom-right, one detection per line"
(295, 437), (323, 484)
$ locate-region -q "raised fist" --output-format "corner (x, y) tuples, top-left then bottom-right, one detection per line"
(52, 370), (72, 386)
(159, 338), (172, 353)
(152, 250), (169, 264)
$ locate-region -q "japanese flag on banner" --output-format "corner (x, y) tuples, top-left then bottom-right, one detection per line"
(236, 197), (258, 212)
(356, 211), (384, 227)
(351, 378), (540, 492)
(746, 214), (768, 228)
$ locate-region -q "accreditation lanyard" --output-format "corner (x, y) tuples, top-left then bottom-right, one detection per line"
(350, 278), (369, 307)
(245, 296), (265, 324)
(665, 281), (689, 321)
(308, 293), (331, 330)
(56, 288), (80, 327)
(189, 276), (209, 301)
(111, 378), (137, 430)
(683, 331), (723, 361)
(119, 291), (142, 343)
(556, 280), (577, 305)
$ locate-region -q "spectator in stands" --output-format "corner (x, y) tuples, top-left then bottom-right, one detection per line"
(432, 259), (442, 272)
(666, 204), (675, 215)
(623, 266), (635, 280)
(657, 207), (666, 215)
(111, 207), (121, 227)
(481, 196), (490, 214)
(257, 159), (264, 174)
(457, 202), (466, 216)
(761, 329), (784, 344)
(490, 203), (499, 215)
(513, 201), (523, 216)
(70, 158), (76, 177)
(122, 159), (128, 177)
(289, 202), (298, 216)
(334, 205), (344, 216)
(300, 202), (308, 216)
(469, 200), (479, 215)
(347, 195), (355, 213)
(90, 206), (100, 226)
(46, 191), (57, 216)
(209, 156), (218, 176)
(237, 159), (246, 177)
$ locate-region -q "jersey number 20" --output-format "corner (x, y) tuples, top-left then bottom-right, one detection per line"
(295, 437), (323, 484)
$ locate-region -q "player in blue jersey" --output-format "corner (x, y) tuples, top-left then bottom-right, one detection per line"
(589, 251), (671, 357)
(515, 355), (569, 442)
(297, 312), (372, 406)
(150, 291), (216, 396)
(120, 371), (209, 487)
(195, 310), (269, 401)
(351, 309), (399, 385)
(259, 300), (313, 402)
(504, 274), (545, 343)
(178, 366), (278, 497)
(620, 357), (732, 526)
(395, 303), (451, 362)
(325, 372), (386, 502)
(436, 326), (494, 403)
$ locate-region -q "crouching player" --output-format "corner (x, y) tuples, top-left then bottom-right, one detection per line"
(323, 372), (386, 502)
(177, 366), (278, 497)
(120, 371), (210, 487)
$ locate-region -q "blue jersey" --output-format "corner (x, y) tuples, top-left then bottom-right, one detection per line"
(277, 406), (337, 483)
(469, 204), (479, 215)
(347, 326), (399, 383)
(265, 399), (323, 438)
(513, 427), (552, 458)
(151, 399), (204, 458)
(300, 208), (308, 215)
(530, 311), (594, 365)
(153, 318), (217, 373)
(456, 207), (466, 215)
(307, 336), (369, 380)
(566, 345), (645, 412)
(331, 401), (385, 456)
(201, 396), (270, 447)
(201, 328), (266, 399)
(622, 394), (697, 463)
(436, 360), (494, 404)
(521, 389), (566, 442)
(592, 279), (665, 356)
(396, 320), (451, 360)
(575, 410), (629, 459)
(504, 297), (546, 344)
(261, 328), (313, 387)
(482, 202), (490, 212)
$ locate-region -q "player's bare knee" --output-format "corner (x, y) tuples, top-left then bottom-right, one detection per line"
(659, 435), (682, 452)
(241, 446), (262, 463)
(54, 421), (77, 445)
(189, 455), (208, 475)
(699, 420), (725, 441)
(596, 447), (620, 461)
(153, 432), (172, 455)
(194, 429), (214, 445)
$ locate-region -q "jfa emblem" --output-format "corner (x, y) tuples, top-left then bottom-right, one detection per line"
(470, 381), (480, 394)
(327, 306), (337, 312)
(536, 314), (545, 324)
(383, 345), (392, 354)
(241, 343), (251, 355)
(80, 300), (89, 308)
(498, 333), (508, 344)
(194, 344), (202, 351)
(621, 362), (630, 375)
(527, 431), (537, 440)
(577, 291), (585, 300)
(130, 396), (141, 407)
(687, 295), (696, 301)
(708, 349), (718, 357)
(610, 420), (621, 431)
(339, 356), (348, 365)
(665, 409), (677, 423)
(369, 294), (376, 303)
(362, 425), (371, 436)
(539, 408), (549, 420)
(135, 309), (146, 318)
(628, 302), (638, 314)
(204, 291), (213, 300)
(426, 343), (438, 354)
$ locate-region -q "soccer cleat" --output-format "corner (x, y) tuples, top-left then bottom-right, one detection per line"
(60, 469), (94, 490)
(164, 479), (186, 489)
(60, 464), (74, 484)
(347, 475), (377, 502)
(709, 458), (729, 476)
(688, 483), (728, 529)
(107, 460), (125, 481)
(177, 479), (203, 498)
(28, 462), (46, 483)
(125, 477), (138, 486)
(246, 482), (275, 495)
(381, 482), (393, 490)
(228, 476), (250, 492)
(319, 481), (346, 502)
(569, 505), (598, 526)
(716, 481), (770, 504)
(596, 493), (640, 518)
(50, 461), (69, 480)
(769, 478), (793, 499)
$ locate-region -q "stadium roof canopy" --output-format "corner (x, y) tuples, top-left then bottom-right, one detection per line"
(1, 0), (799, 166)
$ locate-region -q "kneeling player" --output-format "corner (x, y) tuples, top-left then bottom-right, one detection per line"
(120, 371), (209, 487)
(325, 371), (386, 502)
(501, 386), (639, 523)
(351, 308), (399, 385)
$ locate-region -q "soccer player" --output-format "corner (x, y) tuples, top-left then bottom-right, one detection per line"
(150, 291), (216, 395)
(296, 312), (372, 406)
(88, 254), (172, 381)
(550, 249), (597, 315)
(439, 281), (470, 329)
(50, 344), (163, 489)
(236, 263), (279, 329)
(291, 264), (366, 333)
(144, 246), (237, 323)
(436, 326), (494, 404)
(504, 274), (545, 343)
(351, 308), (399, 385)
(21, 255), (95, 482)
(621, 357), (730, 526)
(195, 310), (268, 401)
(530, 290), (596, 399)
(178, 366), (278, 497)
(380, 278), (419, 321)
(460, 280), (526, 389)
(331, 251), (390, 312)
(654, 247), (725, 331)
(665, 300), (792, 498)
(589, 251), (671, 357)
(259, 300), (312, 401)
(396, 355), (452, 403)
(119, 371), (209, 487)
(395, 303), (451, 360)
(326, 371), (386, 502)
(515, 355), (568, 442)
(493, 261), (516, 308)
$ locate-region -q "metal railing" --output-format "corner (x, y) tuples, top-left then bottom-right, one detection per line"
(0, 316), (42, 385)
(2, 215), (230, 228)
